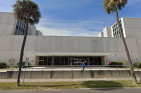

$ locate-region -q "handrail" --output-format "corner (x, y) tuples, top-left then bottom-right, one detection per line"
(7, 65), (133, 72)
(12, 65), (129, 67)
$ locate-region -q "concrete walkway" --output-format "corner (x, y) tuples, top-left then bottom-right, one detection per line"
(1, 78), (141, 83)
(1, 67), (141, 72)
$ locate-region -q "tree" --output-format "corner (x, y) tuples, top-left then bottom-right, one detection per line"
(13, 0), (41, 86)
(103, 0), (137, 84)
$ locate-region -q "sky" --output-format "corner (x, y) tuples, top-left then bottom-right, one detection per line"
(0, 0), (141, 36)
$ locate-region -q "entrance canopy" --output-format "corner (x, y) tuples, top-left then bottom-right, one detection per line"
(30, 52), (110, 56)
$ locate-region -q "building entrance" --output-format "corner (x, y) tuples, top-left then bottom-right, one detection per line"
(38, 56), (102, 66)
(72, 57), (87, 65)
(39, 56), (52, 65)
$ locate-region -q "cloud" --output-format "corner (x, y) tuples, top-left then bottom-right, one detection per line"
(127, 0), (141, 6)
(34, 0), (97, 10)
(0, 0), (114, 37)
(0, 0), (15, 12)
(36, 16), (105, 36)
(37, 26), (99, 37)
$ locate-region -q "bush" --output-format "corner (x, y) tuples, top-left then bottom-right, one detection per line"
(134, 62), (141, 68)
(17, 62), (26, 66)
(110, 62), (123, 65)
(0, 63), (7, 68)
(109, 62), (123, 67)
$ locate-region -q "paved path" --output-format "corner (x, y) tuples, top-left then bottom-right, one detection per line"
(0, 88), (141, 93)
(1, 67), (141, 72)
(0, 78), (141, 83)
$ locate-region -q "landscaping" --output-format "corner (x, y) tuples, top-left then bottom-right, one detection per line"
(0, 63), (6, 68)
(0, 80), (141, 90)
(109, 62), (124, 67)
(134, 62), (141, 68)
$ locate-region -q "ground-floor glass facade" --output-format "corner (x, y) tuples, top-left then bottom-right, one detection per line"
(38, 56), (102, 65)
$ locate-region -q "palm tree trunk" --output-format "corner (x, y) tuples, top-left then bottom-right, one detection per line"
(115, 8), (137, 84)
(17, 20), (29, 86)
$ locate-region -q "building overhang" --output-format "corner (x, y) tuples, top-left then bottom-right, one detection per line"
(29, 52), (110, 56)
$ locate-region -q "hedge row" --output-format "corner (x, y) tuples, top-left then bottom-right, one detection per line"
(17, 62), (26, 66)
(110, 62), (123, 65)
(134, 62), (141, 68)
(108, 62), (123, 67)
(0, 63), (6, 68)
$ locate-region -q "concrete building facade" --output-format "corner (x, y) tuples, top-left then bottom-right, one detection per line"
(98, 17), (141, 38)
(0, 12), (141, 66)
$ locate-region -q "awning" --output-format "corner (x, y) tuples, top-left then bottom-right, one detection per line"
(29, 52), (110, 56)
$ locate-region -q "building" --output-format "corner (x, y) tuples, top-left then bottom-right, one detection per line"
(97, 17), (141, 38)
(0, 12), (42, 36)
(0, 12), (141, 66)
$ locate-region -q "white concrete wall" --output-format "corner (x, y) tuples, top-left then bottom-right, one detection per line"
(122, 17), (141, 38)
(97, 32), (103, 37)
(0, 12), (37, 36)
(0, 35), (141, 66)
(36, 30), (43, 36)
(28, 24), (36, 35)
(103, 27), (112, 37)
(0, 12), (16, 35)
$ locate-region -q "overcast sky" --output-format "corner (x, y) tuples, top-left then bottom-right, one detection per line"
(0, 0), (141, 36)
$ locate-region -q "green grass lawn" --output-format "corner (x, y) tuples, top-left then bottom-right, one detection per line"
(0, 80), (141, 90)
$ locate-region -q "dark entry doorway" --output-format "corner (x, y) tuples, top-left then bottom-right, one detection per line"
(38, 56), (101, 65)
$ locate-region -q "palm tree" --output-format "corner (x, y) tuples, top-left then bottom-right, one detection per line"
(103, 0), (137, 84)
(13, 0), (41, 86)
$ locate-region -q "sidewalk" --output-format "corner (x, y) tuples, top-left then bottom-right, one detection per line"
(1, 67), (141, 72)
(1, 88), (141, 93)
(0, 77), (141, 83)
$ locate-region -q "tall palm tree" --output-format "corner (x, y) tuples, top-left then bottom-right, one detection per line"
(13, 0), (41, 86)
(103, 0), (137, 84)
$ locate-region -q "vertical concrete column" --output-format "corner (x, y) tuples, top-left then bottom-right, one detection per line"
(87, 56), (90, 65)
(101, 56), (105, 65)
(51, 56), (55, 65)
(35, 56), (39, 66)
(70, 57), (72, 65)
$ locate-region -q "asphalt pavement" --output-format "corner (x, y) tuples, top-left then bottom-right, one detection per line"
(0, 88), (141, 93)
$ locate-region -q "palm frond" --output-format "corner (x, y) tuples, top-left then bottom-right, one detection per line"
(103, 0), (127, 14)
(13, 0), (41, 24)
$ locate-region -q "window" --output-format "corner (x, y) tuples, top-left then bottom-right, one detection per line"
(20, 21), (22, 27)
(16, 25), (18, 30)
(19, 27), (21, 32)
(24, 24), (26, 29)
(15, 20), (26, 35)
(17, 20), (19, 24)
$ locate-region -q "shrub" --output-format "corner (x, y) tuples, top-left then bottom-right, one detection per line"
(17, 62), (26, 66)
(134, 62), (141, 68)
(109, 62), (123, 67)
(110, 62), (123, 65)
(0, 63), (6, 68)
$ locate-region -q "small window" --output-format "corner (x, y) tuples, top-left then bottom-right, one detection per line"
(19, 27), (21, 32)
(23, 29), (24, 34)
(16, 25), (18, 30)
(24, 24), (26, 29)
(20, 21), (22, 27)
(17, 20), (19, 24)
